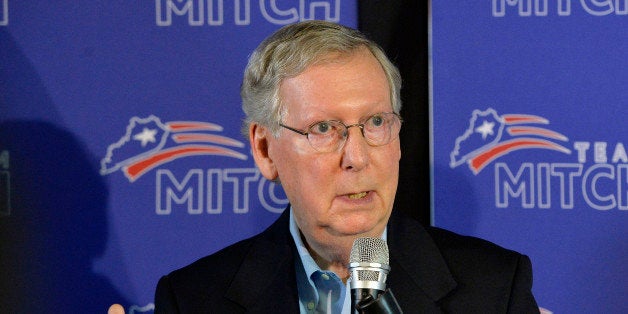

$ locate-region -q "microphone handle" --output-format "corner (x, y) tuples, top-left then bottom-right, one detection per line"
(354, 288), (403, 314)
(351, 288), (383, 314)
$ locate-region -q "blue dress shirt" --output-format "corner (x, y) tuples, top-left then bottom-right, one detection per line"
(289, 208), (386, 313)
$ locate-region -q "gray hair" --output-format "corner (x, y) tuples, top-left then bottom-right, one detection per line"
(240, 20), (402, 137)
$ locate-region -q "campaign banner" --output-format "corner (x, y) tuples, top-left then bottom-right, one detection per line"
(430, 2), (627, 313)
(0, 1), (357, 312)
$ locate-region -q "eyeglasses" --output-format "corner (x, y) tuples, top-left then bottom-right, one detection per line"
(279, 112), (402, 153)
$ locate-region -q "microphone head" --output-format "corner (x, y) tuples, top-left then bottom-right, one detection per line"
(350, 237), (389, 265)
(349, 237), (390, 291)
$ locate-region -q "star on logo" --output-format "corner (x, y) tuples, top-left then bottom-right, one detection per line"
(475, 120), (495, 140)
(133, 127), (158, 147)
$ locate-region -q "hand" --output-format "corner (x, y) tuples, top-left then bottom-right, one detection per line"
(108, 304), (125, 314)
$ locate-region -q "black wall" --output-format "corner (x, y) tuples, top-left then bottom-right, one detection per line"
(359, 1), (431, 225)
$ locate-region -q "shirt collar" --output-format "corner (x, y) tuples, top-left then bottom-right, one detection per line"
(289, 208), (322, 280)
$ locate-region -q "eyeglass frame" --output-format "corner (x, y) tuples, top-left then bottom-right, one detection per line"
(278, 112), (403, 153)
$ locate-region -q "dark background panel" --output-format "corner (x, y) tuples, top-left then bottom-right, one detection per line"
(359, 1), (430, 225)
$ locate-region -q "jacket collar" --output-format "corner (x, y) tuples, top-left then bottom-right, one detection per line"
(387, 210), (457, 307)
(223, 209), (301, 312)
(222, 207), (457, 311)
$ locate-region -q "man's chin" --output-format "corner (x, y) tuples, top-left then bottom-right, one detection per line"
(329, 219), (383, 238)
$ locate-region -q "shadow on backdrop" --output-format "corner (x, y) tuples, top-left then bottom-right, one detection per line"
(432, 164), (479, 235)
(1, 25), (129, 311)
(0, 123), (129, 311)
(0, 27), (62, 122)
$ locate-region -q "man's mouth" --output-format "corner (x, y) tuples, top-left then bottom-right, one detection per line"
(348, 191), (368, 199)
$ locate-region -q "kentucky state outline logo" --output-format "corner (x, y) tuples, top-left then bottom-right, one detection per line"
(450, 108), (571, 174)
(100, 115), (247, 181)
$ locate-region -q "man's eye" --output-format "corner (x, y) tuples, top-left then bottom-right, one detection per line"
(370, 115), (385, 127)
(313, 122), (331, 134)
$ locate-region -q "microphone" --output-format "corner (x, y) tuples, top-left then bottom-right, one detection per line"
(349, 237), (391, 313)
(349, 237), (403, 313)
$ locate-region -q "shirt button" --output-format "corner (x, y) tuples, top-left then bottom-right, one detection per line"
(307, 302), (315, 310)
(321, 273), (330, 280)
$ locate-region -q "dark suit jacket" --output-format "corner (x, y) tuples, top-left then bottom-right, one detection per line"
(155, 209), (539, 313)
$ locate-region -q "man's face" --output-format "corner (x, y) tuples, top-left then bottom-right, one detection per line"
(256, 47), (400, 247)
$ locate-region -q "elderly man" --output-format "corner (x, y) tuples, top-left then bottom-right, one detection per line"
(154, 21), (539, 313)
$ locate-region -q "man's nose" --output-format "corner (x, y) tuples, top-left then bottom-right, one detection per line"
(340, 126), (369, 171)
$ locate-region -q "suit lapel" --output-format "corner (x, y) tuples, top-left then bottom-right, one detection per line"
(387, 211), (457, 311)
(224, 209), (301, 312)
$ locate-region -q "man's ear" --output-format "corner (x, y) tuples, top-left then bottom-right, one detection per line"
(249, 123), (278, 180)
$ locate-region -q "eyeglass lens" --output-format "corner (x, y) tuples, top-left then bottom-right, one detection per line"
(307, 113), (401, 152)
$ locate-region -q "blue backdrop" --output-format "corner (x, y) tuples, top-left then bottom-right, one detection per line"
(431, 2), (627, 313)
(5, 1), (626, 313)
(1, 1), (356, 312)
